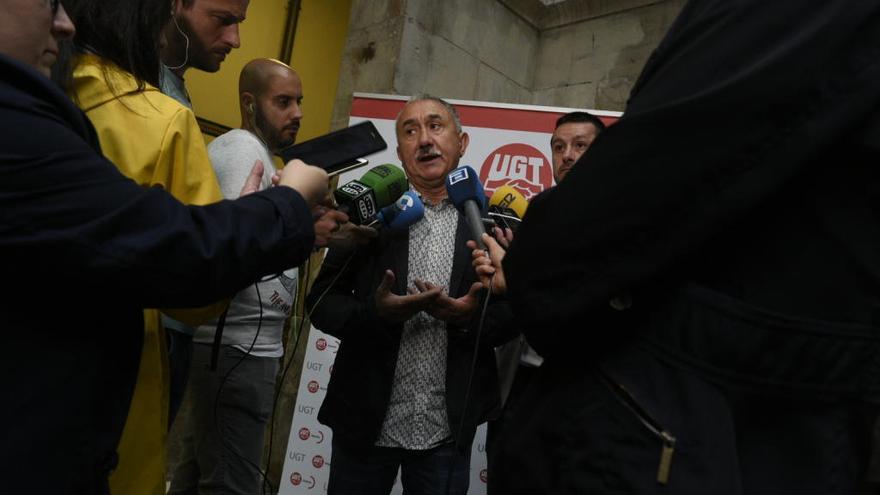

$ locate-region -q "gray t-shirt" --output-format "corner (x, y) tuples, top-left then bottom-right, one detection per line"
(193, 129), (296, 358)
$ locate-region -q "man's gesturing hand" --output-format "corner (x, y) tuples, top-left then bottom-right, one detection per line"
(414, 280), (483, 326)
(375, 270), (442, 323)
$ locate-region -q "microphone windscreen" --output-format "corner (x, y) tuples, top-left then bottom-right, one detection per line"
(445, 166), (487, 212)
(358, 164), (408, 207)
(488, 184), (528, 219)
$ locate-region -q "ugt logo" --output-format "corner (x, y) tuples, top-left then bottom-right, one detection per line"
(480, 143), (552, 200)
(298, 427), (310, 441)
(289, 472), (302, 486)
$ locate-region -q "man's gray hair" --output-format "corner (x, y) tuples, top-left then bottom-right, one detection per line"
(396, 94), (463, 134)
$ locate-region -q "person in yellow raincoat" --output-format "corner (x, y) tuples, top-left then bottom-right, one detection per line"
(56, 1), (232, 492)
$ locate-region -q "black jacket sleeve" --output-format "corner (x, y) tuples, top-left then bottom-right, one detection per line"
(0, 68), (315, 308)
(305, 244), (385, 341)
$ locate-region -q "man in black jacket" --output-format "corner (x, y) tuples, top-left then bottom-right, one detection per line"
(307, 95), (512, 495)
(482, 0), (880, 493)
(0, 1), (332, 492)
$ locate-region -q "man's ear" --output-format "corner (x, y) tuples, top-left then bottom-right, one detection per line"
(241, 92), (255, 114)
(458, 132), (470, 157)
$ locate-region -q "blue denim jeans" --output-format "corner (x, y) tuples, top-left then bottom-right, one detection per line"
(327, 437), (471, 495)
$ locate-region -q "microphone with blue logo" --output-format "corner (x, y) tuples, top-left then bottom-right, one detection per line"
(368, 191), (425, 230)
(445, 166), (488, 250)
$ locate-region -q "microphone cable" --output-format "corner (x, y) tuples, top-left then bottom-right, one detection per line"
(262, 252), (355, 495)
(445, 270), (496, 495)
(209, 272), (299, 489)
(212, 281), (272, 484)
(261, 254), (309, 495)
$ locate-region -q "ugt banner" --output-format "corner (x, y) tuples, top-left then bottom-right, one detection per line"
(279, 93), (621, 495)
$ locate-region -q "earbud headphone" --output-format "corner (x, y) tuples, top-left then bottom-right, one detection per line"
(247, 103), (255, 114)
(165, 1), (190, 71)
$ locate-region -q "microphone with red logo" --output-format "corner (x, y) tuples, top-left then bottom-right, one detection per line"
(333, 164), (408, 224)
(367, 191), (425, 230)
(445, 166), (488, 250)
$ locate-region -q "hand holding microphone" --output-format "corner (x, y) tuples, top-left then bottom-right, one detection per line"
(308, 164), (414, 249)
(468, 231), (508, 295)
(312, 208), (352, 248)
(323, 223), (379, 250)
(318, 188), (426, 250)
(474, 183), (525, 295)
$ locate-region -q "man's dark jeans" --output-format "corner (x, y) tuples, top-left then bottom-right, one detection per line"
(327, 438), (471, 495)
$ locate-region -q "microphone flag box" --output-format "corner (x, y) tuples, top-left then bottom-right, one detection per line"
(445, 165), (487, 211)
(334, 180), (378, 224)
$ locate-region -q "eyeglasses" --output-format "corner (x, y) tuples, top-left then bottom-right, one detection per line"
(48, 0), (60, 15)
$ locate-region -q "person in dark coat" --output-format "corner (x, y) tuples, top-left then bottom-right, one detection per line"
(0, 1), (333, 492)
(473, 0), (880, 493)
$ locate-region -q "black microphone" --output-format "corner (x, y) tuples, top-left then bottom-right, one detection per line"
(333, 164), (408, 224)
(445, 166), (488, 250)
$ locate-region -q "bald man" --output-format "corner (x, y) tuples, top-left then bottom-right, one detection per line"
(168, 59), (332, 495)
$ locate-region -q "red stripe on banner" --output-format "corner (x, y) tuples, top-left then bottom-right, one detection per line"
(350, 97), (407, 120)
(351, 97), (618, 133)
(459, 106), (562, 133)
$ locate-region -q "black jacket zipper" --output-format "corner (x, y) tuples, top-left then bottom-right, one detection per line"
(598, 369), (677, 484)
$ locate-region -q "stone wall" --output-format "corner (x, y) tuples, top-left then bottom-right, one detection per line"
(331, 0), (539, 130)
(331, 0), (685, 128)
(532, 0), (686, 110)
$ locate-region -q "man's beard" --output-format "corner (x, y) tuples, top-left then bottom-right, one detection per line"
(255, 107), (295, 152)
(174, 14), (218, 72)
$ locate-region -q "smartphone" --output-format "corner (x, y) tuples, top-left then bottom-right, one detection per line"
(279, 121), (387, 176)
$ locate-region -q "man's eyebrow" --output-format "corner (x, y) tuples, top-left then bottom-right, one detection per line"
(210, 8), (246, 21)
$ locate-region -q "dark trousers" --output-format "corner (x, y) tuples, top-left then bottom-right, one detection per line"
(486, 363), (538, 493)
(169, 344), (278, 495)
(166, 327), (193, 427)
(327, 438), (471, 495)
